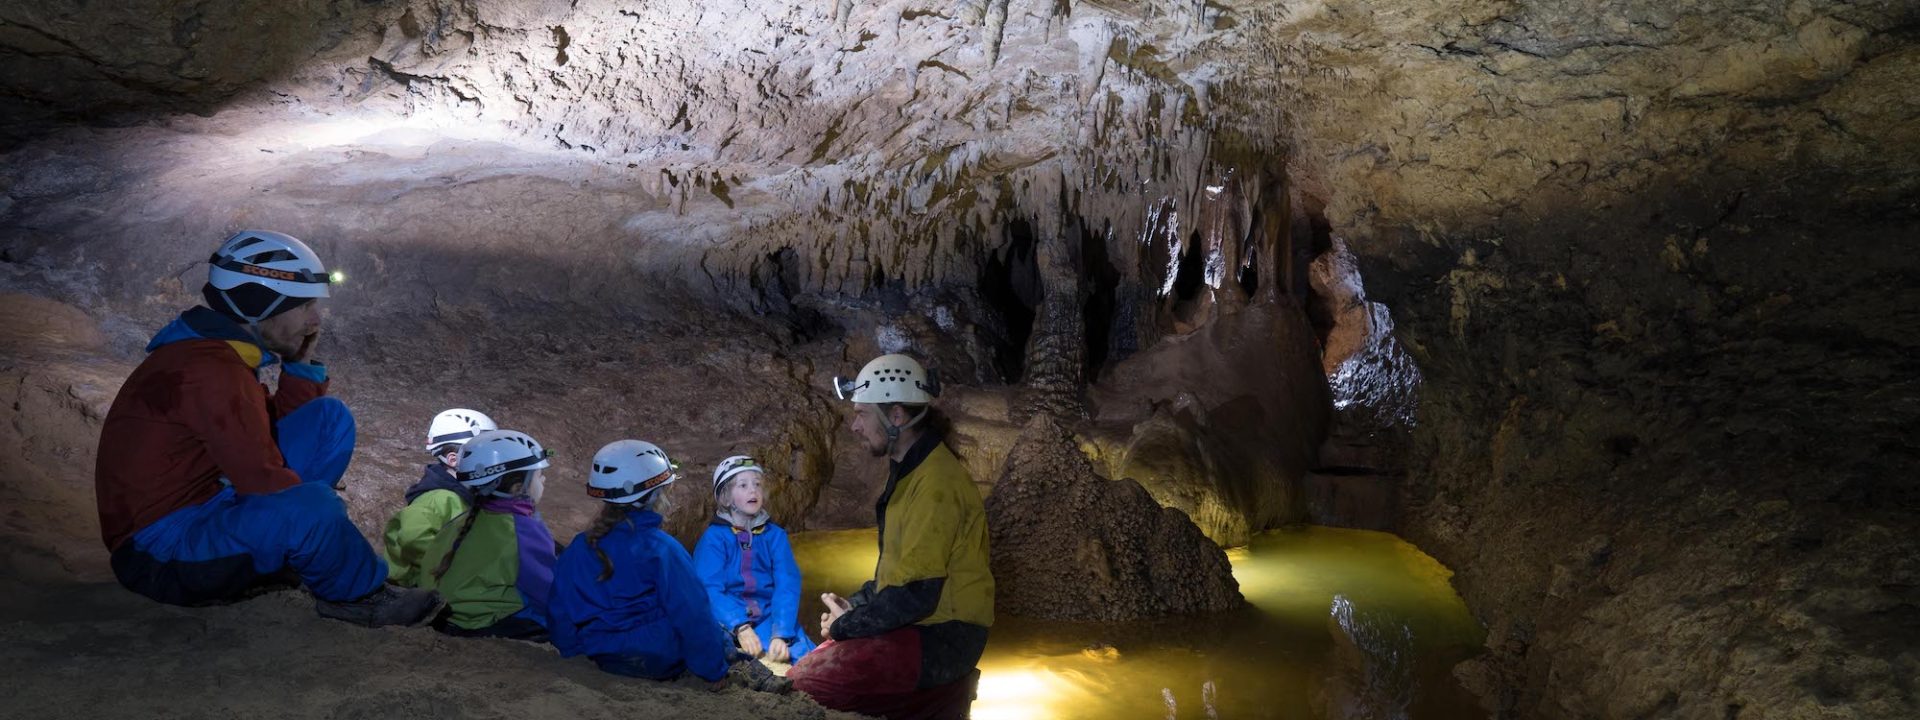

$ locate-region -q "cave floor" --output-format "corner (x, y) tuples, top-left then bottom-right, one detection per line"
(0, 574), (858, 720)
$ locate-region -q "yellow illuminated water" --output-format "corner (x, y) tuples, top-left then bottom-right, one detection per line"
(790, 526), (1486, 720)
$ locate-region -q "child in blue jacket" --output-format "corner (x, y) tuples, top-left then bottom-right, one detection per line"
(693, 455), (815, 664)
(546, 440), (737, 685)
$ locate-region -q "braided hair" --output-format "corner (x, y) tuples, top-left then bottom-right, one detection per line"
(429, 469), (528, 583)
(586, 502), (628, 582)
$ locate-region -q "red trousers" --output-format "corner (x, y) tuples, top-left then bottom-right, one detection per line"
(789, 627), (978, 720)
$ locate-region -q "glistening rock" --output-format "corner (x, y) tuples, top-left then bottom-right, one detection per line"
(985, 416), (1242, 622)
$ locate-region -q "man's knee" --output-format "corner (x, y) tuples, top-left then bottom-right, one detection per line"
(277, 397), (355, 486)
(245, 483), (353, 535)
(283, 396), (354, 439)
(235, 484), (377, 583)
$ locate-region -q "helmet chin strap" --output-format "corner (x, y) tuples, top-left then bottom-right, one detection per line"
(217, 288), (284, 351)
(879, 405), (930, 455)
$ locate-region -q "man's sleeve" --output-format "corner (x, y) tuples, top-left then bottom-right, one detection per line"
(848, 580), (878, 607)
(829, 578), (944, 640)
(273, 361), (329, 418)
(831, 487), (961, 640)
(178, 350), (301, 495)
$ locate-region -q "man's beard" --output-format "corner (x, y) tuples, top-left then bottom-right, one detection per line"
(868, 441), (889, 457)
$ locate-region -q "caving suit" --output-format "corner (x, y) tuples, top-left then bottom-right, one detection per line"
(693, 514), (817, 662)
(382, 463), (475, 587)
(789, 429), (994, 719)
(419, 496), (557, 640)
(546, 507), (734, 682)
(96, 306), (382, 605)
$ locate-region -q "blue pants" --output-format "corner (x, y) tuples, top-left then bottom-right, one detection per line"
(110, 398), (387, 604)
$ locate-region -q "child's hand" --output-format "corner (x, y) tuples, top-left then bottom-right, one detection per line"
(766, 638), (791, 663)
(736, 626), (764, 658)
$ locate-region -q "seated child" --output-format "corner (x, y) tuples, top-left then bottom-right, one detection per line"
(419, 429), (558, 641)
(383, 408), (496, 587)
(547, 440), (786, 693)
(693, 455), (816, 664)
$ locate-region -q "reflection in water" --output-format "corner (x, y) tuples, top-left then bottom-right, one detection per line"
(790, 526), (1485, 720)
(1322, 595), (1417, 720)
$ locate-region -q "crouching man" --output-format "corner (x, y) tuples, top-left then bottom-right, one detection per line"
(95, 230), (437, 626)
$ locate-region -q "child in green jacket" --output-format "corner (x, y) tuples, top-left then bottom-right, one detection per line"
(420, 429), (558, 641)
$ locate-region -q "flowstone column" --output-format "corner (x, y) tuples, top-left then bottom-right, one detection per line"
(1017, 214), (1088, 423)
(987, 213), (1245, 622)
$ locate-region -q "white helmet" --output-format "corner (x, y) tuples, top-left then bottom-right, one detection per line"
(426, 408), (497, 453)
(832, 354), (942, 405)
(589, 440), (678, 505)
(712, 455), (763, 496)
(208, 230), (333, 298)
(455, 429), (552, 495)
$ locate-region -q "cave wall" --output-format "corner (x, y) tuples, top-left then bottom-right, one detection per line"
(1252, 0), (1919, 717)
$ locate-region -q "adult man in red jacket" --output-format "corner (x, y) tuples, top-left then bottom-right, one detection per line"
(95, 230), (436, 626)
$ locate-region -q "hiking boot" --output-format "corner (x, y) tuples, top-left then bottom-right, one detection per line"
(314, 585), (441, 627)
(730, 659), (793, 695)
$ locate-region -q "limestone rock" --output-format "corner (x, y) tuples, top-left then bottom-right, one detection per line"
(985, 416), (1241, 621)
(1087, 303), (1332, 546)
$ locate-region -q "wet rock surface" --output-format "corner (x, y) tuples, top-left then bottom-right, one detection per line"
(1085, 303), (1331, 546)
(1270, 1), (1920, 717)
(986, 416), (1242, 622)
(1294, 0), (1918, 714)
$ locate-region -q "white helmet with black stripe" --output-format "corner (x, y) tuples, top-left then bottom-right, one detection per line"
(426, 408), (497, 453)
(711, 454), (763, 496)
(456, 429), (552, 496)
(206, 230), (335, 323)
(589, 440), (678, 505)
